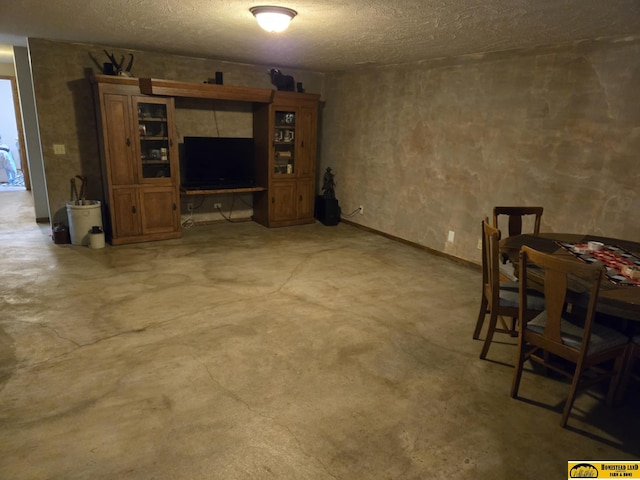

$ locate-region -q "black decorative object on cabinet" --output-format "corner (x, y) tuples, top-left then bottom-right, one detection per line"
(269, 68), (295, 91)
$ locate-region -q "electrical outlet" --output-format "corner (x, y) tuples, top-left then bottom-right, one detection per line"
(477, 238), (482, 250)
(187, 202), (193, 212)
(447, 230), (455, 243)
(214, 203), (222, 209)
(358, 205), (364, 215)
(53, 144), (66, 155)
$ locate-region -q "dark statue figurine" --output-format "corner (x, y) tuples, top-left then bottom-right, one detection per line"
(317, 167), (340, 226)
(322, 167), (336, 199)
(269, 68), (295, 91)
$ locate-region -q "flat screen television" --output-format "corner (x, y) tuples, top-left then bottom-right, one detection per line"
(181, 136), (255, 190)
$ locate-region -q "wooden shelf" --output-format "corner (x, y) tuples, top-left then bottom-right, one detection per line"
(142, 160), (169, 165)
(89, 74), (139, 87)
(139, 78), (274, 103)
(181, 186), (267, 196)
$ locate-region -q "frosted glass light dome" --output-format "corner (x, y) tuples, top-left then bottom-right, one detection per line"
(250, 6), (297, 33)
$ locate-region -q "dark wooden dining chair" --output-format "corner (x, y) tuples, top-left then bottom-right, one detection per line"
(493, 206), (543, 238)
(473, 219), (545, 359)
(614, 335), (640, 405)
(511, 246), (629, 427)
(493, 206), (544, 281)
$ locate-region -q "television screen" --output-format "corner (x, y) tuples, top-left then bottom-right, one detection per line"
(181, 136), (255, 190)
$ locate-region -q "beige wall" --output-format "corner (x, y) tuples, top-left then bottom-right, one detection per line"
(26, 38), (325, 224)
(0, 63), (15, 76)
(321, 36), (640, 264)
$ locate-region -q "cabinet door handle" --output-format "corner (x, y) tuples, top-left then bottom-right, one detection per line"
(272, 197), (275, 204)
(301, 140), (304, 148)
(126, 138), (131, 146)
(169, 139), (173, 147)
(173, 203), (177, 210)
(131, 205), (136, 214)
(299, 195), (302, 201)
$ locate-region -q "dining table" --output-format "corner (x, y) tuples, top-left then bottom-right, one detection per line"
(500, 233), (640, 322)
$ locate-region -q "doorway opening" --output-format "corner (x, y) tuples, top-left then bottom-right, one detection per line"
(0, 75), (29, 192)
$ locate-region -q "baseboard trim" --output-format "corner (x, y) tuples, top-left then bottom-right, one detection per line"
(340, 219), (480, 270)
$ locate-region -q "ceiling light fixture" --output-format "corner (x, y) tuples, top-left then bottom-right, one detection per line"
(250, 6), (297, 33)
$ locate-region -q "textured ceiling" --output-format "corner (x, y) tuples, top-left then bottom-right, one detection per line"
(1, 0), (640, 71)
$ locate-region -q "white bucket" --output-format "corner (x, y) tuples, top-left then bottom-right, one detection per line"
(66, 201), (103, 246)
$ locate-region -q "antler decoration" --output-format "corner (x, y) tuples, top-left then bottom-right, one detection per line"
(125, 54), (134, 73)
(88, 52), (104, 72)
(102, 50), (135, 77)
(104, 50), (121, 71)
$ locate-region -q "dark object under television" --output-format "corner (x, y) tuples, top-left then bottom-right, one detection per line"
(181, 136), (256, 190)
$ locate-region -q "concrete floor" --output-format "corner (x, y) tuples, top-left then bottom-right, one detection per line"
(1, 190), (639, 480)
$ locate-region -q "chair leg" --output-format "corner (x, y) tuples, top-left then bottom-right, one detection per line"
(509, 316), (518, 337)
(511, 338), (526, 398)
(473, 294), (488, 340)
(479, 310), (498, 359)
(561, 368), (583, 427)
(612, 347), (633, 406)
(543, 350), (551, 377)
(607, 354), (626, 407)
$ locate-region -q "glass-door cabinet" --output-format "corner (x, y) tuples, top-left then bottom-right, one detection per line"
(273, 110), (296, 176)
(135, 97), (174, 180)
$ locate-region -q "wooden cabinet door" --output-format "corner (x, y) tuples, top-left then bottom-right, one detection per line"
(271, 181), (297, 223)
(104, 94), (137, 185)
(296, 107), (317, 178)
(139, 186), (180, 235)
(112, 187), (141, 239)
(296, 178), (315, 221)
(133, 96), (177, 185)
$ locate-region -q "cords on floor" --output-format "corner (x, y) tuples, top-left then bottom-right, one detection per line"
(181, 213), (194, 228)
(216, 196), (247, 223)
(181, 196), (205, 228)
(341, 207), (361, 218)
(216, 204), (236, 222)
(181, 194), (250, 225)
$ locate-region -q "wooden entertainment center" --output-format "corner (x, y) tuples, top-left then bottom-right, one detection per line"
(91, 75), (320, 245)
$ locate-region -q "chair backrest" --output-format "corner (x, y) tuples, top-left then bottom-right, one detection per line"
(482, 219), (501, 304)
(493, 206), (543, 238)
(518, 245), (603, 356)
